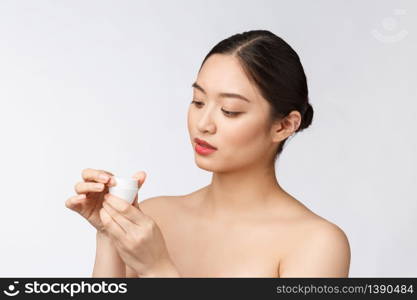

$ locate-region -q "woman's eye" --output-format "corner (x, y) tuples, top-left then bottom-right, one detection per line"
(191, 100), (203, 107)
(221, 109), (240, 117)
(191, 100), (241, 117)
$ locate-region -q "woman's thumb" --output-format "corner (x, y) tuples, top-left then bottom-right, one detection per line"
(131, 171), (146, 208)
(132, 171), (147, 187)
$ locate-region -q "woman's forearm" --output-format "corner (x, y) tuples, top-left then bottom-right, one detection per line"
(92, 231), (126, 277)
(92, 231), (179, 278)
(125, 265), (139, 277)
(139, 258), (181, 277)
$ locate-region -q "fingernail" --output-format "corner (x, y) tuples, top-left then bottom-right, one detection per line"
(77, 194), (86, 200)
(99, 174), (110, 182)
(94, 183), (103, 190)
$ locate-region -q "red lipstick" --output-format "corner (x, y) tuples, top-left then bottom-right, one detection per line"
(194, 138), (217, 155)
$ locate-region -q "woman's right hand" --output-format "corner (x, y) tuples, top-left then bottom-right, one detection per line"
(65, 168), (116, 233)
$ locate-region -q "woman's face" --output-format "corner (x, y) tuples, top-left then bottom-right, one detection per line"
(187, 54), (278, 173)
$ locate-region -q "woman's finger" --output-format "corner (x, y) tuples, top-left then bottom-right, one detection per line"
(132, 171), (147, 188)
(131, 193), (139, 209)
(81, 168), (115, 185)
(104, 193), (146, 225)
(102, 201), (138, 234)
(99, 207), (127, 239)
(131, 171), (147, 209)
(65, 194), (87, 211)
(74, 181), (105, 194)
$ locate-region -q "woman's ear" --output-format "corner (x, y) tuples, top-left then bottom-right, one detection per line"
(287, 110), (302, 133)
(271, 111), (301, 143)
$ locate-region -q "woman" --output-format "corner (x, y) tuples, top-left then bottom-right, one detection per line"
(65, 30), (350, 277)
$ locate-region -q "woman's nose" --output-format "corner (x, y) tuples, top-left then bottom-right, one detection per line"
(196, 108), (216, 134)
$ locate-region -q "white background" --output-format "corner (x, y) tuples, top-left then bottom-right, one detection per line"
(0, 0), (415, 277)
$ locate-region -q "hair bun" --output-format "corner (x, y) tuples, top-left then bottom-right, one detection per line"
(299, 103), (314, 131)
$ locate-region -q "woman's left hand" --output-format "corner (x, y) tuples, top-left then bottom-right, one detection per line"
(99, 192), (179, 277)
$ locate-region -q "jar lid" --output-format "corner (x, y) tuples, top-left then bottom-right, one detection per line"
(112, 176), (138, 190)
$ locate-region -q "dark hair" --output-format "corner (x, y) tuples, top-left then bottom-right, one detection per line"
(199, 30), (313, 163)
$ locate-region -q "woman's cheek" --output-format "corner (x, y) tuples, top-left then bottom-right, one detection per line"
(220, 123), (262, 161)
(225, 120), (263, 147)
(187, 108), (193, 131)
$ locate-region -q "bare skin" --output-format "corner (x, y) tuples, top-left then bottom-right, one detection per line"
(68, 167), (350, 277)
(121, 53), (351, 277)
(70, 52), (350, 278)
(137, 188), (351, 277)
(147, 53), (349, 277)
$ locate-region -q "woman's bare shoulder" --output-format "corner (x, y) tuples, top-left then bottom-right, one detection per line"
(138, 185), (206, 212)
(137, 190), (200, 221)
(276, 197), (351, 277)
(138, 195), (177, 216)
(280, 196), (350, 248)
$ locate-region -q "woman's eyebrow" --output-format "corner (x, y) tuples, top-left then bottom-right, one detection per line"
(191, 82), (251, 103)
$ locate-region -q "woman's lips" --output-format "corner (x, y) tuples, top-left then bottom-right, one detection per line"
(195, 143), (217, 155)
(194, 138), (217, 149)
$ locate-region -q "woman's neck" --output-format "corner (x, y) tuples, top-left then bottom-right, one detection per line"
(201, 163), (287, 220)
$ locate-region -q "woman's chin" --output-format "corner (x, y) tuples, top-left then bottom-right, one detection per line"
(194, 158), (238, 173)
(194, 156), (221, 171)
(195, 159), (214, 171)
